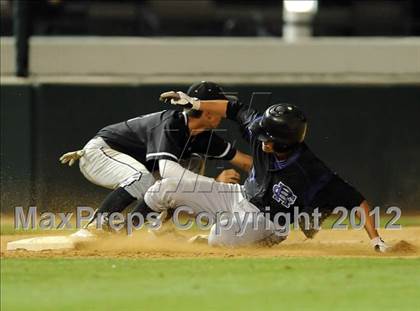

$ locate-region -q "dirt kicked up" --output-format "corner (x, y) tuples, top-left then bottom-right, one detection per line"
(1, 226), (419, 259)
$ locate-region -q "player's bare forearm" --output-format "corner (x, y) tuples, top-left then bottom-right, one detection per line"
(357, 200), (379, 239)
(356, 201), (390, 252)
(198, 100), (229, 117)
(230, 150), (253, 172)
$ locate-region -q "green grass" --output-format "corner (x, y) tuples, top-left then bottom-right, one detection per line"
(2, 257), (420, 311)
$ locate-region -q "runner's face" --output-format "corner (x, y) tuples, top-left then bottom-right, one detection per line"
(262, 141), (274, 153)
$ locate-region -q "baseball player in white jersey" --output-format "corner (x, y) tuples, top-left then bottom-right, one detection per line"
(59, 81), (252, 230)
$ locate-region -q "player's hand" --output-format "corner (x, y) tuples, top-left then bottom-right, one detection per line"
(159, 91), (180, 103)
(371, 237), (389, 253)
(59, 150), (85, 166)
(159, 91), (201, 110)
(215, 169), (241, 184)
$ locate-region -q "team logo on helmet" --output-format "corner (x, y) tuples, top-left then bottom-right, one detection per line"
(272, 181), (297, 208)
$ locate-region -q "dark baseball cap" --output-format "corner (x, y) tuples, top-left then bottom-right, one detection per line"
(187, 81), (228, 100)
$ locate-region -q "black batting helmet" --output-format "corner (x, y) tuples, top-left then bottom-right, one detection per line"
(187, 81), (228, 100)
(255, 103), (307, 152)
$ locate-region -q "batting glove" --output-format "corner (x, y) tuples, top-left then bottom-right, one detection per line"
(59, 150), (85, 166)
(159, 91), (201, 110)
(371, 237), (389, 253)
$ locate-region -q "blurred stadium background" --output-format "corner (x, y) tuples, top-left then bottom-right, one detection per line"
(1, 0), (420, 214)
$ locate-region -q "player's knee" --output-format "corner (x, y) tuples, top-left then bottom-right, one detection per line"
(144, 178), (179, 212)
(120, 172), (155, 200)
(144, 180), (161, 208)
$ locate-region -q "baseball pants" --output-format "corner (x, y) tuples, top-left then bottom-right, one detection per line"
(78, 137), (155, 200)
(144, 178), (276, 247)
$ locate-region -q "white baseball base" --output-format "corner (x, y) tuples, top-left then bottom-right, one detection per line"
(6, 236), (75, 251)
(6, 229), (96, 251)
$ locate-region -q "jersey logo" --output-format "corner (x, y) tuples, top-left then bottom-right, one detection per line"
(272, 181), (297, 208)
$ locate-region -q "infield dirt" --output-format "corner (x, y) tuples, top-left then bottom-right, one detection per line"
(2, 226), (419, 259)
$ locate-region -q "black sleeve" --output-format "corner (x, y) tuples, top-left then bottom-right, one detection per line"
(145, 121), (187, 162)
(311, 175), (365, 213)
(206, 132), (236, 161)
(226, 99), (261, 141)
(190, 131), (237, 161)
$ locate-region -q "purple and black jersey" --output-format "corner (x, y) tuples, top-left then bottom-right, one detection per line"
(226, 99), (364, 222)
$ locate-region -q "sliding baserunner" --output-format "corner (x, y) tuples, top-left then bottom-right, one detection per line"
(145, 90), (388, 252)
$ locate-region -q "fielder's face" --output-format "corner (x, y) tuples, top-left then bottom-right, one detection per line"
(204, 112), (222, 129)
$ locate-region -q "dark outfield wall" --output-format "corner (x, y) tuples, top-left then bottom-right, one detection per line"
(1, 83), (420, 213)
